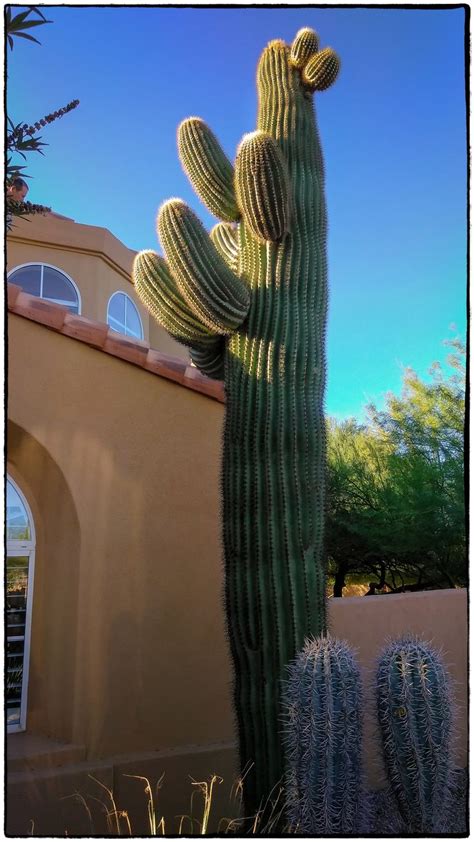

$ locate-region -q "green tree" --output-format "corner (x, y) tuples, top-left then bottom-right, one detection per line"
(6, 6), (79, 228)
(327, 338), (466, 596)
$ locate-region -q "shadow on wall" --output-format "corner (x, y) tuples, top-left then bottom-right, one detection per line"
(7, 420), (81, 744)
(94, 610), (144, 757)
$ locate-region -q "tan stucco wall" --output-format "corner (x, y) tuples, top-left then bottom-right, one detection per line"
(7, 214), (189, 362)
(8, 313), (232, 759)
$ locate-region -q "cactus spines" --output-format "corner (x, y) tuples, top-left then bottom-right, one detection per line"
(283, 636), (363, 834)
(157, 199), (250, 333)
(133, 250), (215, 344)
(178, 117), (240, 222)
(133, 28), (340, 816)
(210, 222), (239, 272)
(290, 27), (319, 68)
(376, 636), (454, 833)
(234, 131), (291, 243)
(303, 47), (341, 91)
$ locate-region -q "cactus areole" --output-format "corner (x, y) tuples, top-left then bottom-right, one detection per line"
(133, 30), (340, 814)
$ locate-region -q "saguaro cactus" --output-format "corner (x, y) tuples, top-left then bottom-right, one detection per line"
(283, 636), (363, 834)
(376, 637), (454, 833)
(133, 29), (340, 814)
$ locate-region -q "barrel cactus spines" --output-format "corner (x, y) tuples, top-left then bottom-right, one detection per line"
(283, 636), (363, 834)
(376, 636), (455, 833)
(133, 28), (340, 815)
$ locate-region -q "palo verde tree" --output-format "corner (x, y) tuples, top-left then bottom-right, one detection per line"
(326, 338), (466, 595)
(133, 28), (340, 816)
(6, 5), (79, 228)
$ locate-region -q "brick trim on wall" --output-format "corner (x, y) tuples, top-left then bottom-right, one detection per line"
(7, 283), (226, 404)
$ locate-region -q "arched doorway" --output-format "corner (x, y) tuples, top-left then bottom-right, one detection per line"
(6, 476), (36, 732)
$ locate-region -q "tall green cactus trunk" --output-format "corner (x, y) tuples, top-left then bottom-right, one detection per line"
(133, 29), (340, 818)
(224, 46), (329, 810)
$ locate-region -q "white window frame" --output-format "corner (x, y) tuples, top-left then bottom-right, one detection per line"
(107, 290), (143, 339)
(6, 476), (36, 734)
(7, 262), (82, 314)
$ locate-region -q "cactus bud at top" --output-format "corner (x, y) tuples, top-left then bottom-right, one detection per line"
(290, 27), (319, 68)
(303, 47), (341, 91)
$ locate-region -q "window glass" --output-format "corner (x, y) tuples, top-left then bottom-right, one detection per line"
(7, 556), (29, 727)
(9, 265), (41, 297)
(7, 638), (25, 726)
(107, 292), (143, 339)
(124, 297), (143, 338)
(6, 477), (35, 732)
(7, 481), (31, 541)
(108, 292), (126, 330)
(8, 264), (79, 314)
(43, 267), (78, 306)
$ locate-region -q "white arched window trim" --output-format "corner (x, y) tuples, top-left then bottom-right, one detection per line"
(107, 290), (144, 339)
(7, 475), (36, 734)
(7, 262), (82, 314)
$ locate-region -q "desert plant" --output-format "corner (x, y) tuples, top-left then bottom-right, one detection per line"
(376, 636), (455, 833)
(133, 28), (340, 815)
(283, 635), (363, 834)
(6, 6), (79, 228)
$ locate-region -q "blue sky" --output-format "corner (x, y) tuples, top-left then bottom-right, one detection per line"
(7, 6), (467, 420)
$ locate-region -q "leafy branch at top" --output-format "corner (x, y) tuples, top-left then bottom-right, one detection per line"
(5, 5), (51, 49)
(6, 6), (79, 228)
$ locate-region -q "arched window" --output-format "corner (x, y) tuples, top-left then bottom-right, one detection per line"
(107, 291), (143, 339)
(8, 263), (81, 314)
(6, 477), (36, 732)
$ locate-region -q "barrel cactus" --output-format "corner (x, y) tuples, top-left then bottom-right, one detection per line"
(133, 28), (340, 814)
(376, 636), (455, 833)
(283, 636), (363, 834)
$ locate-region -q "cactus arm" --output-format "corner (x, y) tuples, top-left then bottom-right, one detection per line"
(133, 250), (215, 344)
(157, 199), (250, 334)
(210, 222), (239, 273)
(189, 340), (226, 380)
(178, 117), (240, 222)
(133, 250), (226, 379)
(234, 131), (292, 243)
